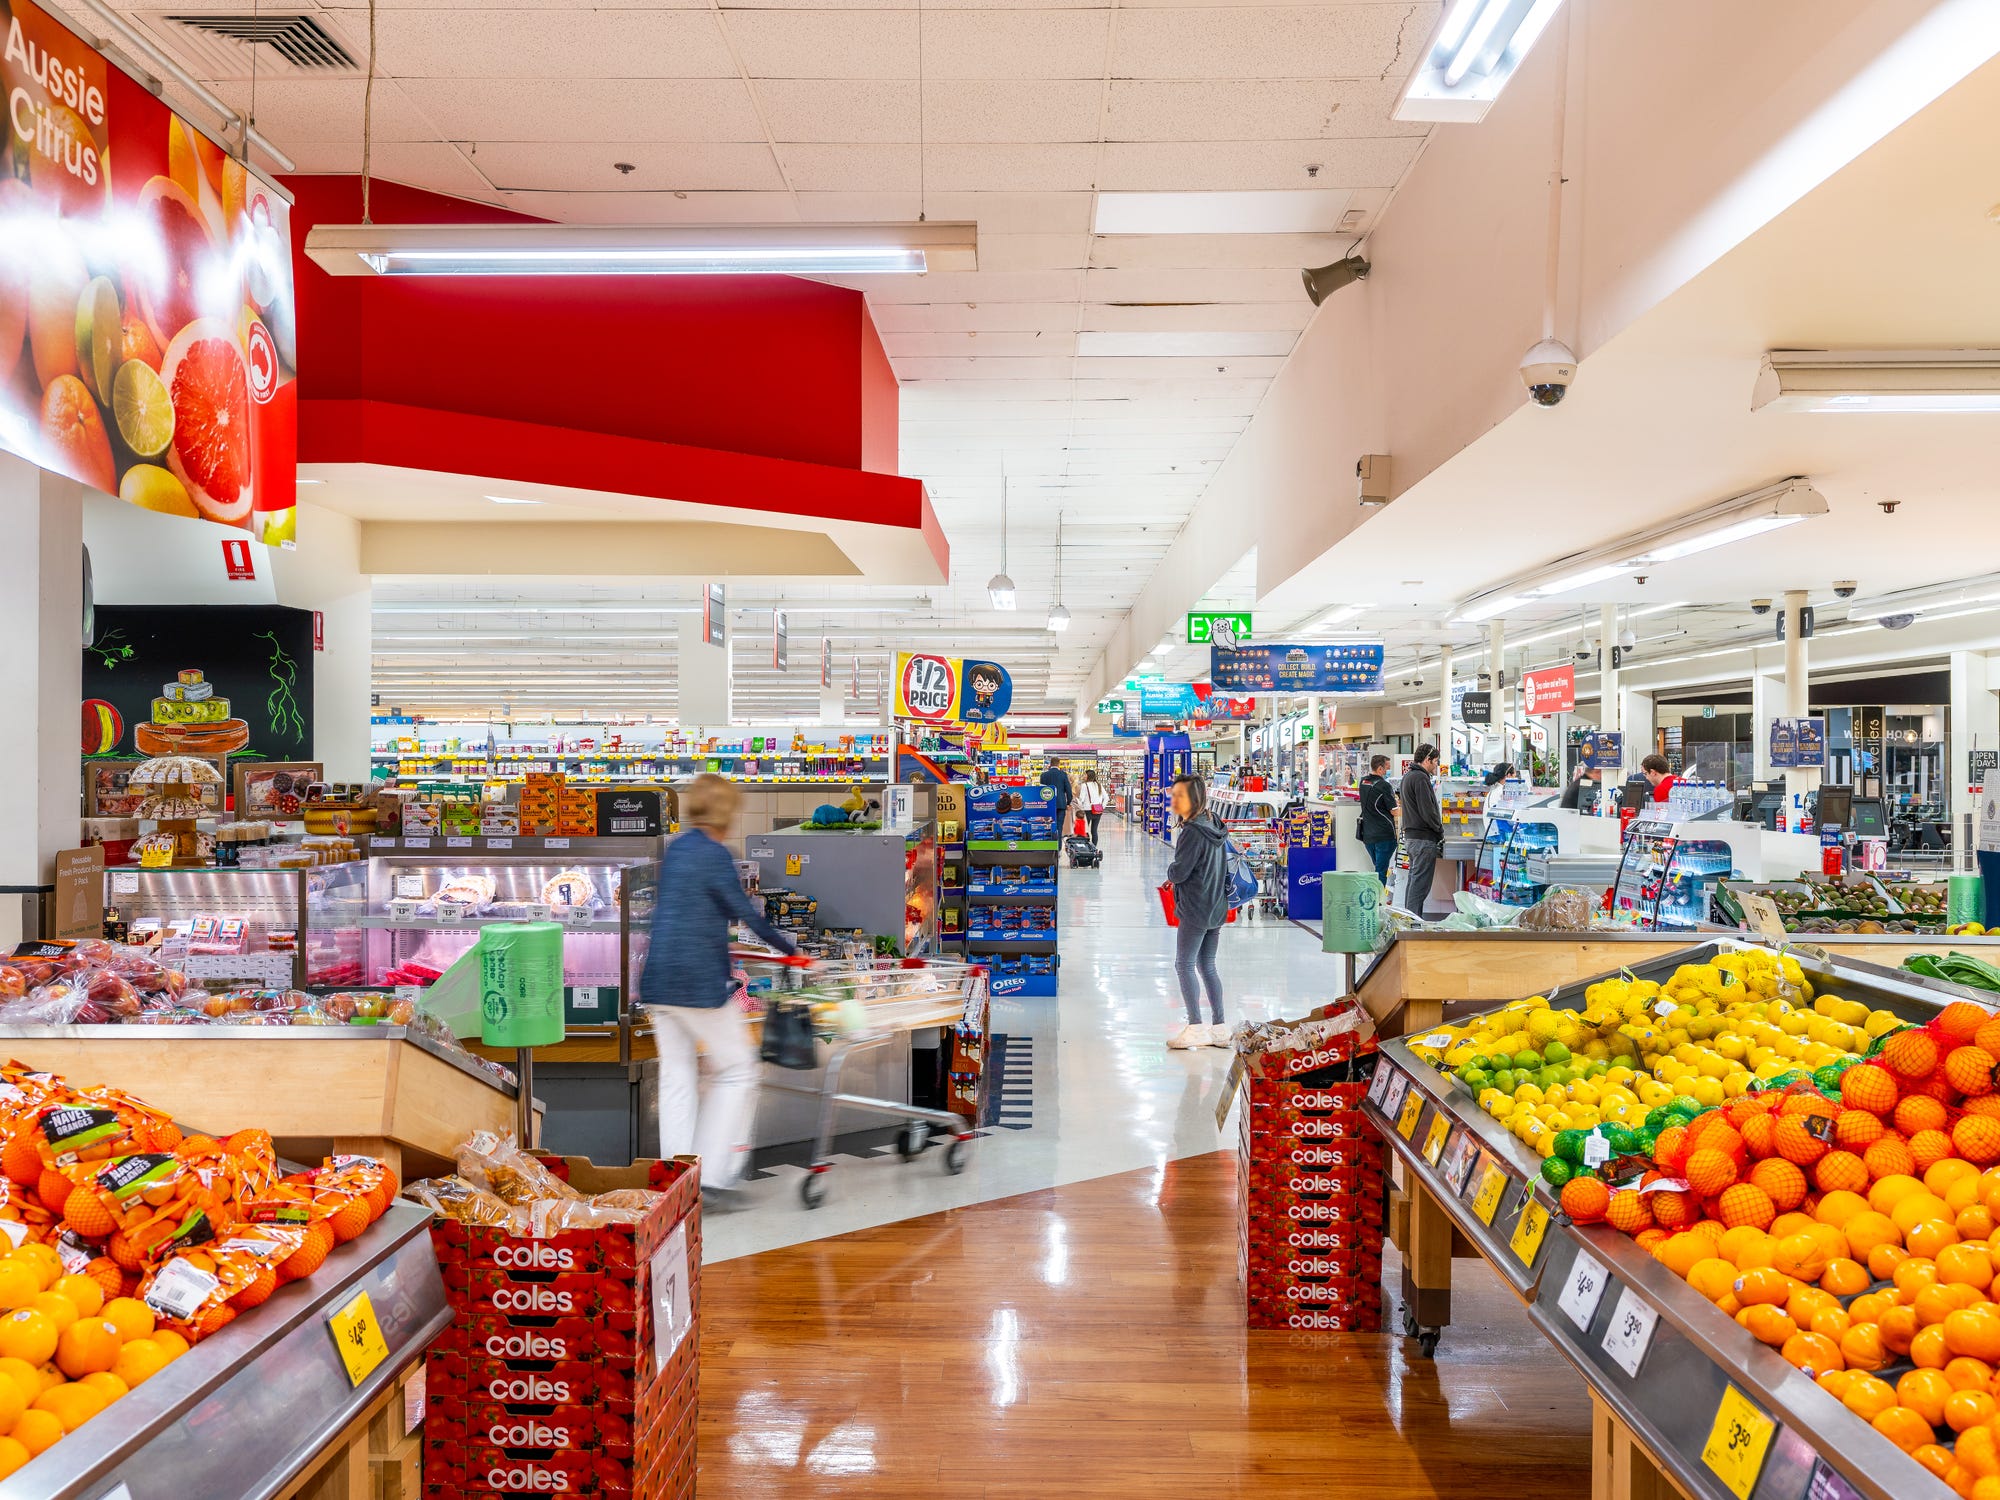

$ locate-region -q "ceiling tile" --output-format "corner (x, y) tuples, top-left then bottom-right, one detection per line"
(408, 77), (765, 143)
(912, 191), (1095, 232)
(470, 142), (788, 193)
(727, 11), (918, 79)
(1076, 330), (1296, 357)
(921, 10), (1112, 80)
(925, 143), (1100, 193)
(872, 301), (1080, 332)
(755, 80), (919, 143)
(921, 80), (1102, 143)
(794, 191), (927, 220)
(1112, 7), (1424, 81)
(893, 356), (1079, 380)
(882, 330), (1079, 358)
(339, 9), (740, 78)
(281, 142), (494, 193)
(1083, 266), (1306, 302)
(1097, 137), (1425, 192)
(1105, 78), (1428, 142)
(978, 233), (1093, 270)
(205, 78), (432, 144)
(487, 191), (803, 223)
(1090, 232), (1354, 271)
(1081, 301), (1311, 333)
(840, 269), (1084, 302)
(774, 143), (919, 193)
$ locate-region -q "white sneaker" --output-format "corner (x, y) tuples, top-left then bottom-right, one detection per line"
(1167, 1024), (1206, 1049)
(1205, 1024), (1233, 1048)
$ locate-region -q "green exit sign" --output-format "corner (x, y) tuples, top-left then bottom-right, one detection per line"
(1186, 611), (1252, 646)
(1097, 698), (1125, 715)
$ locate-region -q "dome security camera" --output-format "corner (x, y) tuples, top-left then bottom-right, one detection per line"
(1520, 338), (1576, 407)
(1750, 599), (1773, 615)
(1833, 580), (1859, 599)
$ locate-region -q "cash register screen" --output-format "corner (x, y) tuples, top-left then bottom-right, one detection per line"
(1850, 798), (1885, 837)
(1817, 785), (1853, 830)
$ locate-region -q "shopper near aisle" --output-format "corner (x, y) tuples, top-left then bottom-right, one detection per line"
(1641, 753), (1678, 804)
(1079, 769), (1108, 845)
(1038, 760), (1074, 835)
(1163, 774), (1229, 1050)
(639, 773), (801, 1203)
(1399, 744), (1445, 919)
(1357, 754), (1400, 884)
(1559, 762), (1596, 810)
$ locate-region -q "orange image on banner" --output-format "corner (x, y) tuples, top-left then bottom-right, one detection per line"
(0, 0), (297, 543)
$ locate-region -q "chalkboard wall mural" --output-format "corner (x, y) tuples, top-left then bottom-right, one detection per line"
(83, 606), (315, 763)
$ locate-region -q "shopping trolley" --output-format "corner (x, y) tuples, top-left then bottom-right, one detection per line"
(738, 951), (985, 1209)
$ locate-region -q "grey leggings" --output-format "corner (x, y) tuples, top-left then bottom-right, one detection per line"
(1174, 922), (1224, 1024)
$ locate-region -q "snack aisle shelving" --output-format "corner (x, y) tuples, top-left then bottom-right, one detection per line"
(1144, 732), (1193, 845)
(3, 1203), (445, 1500)
(1359, 940), (1957, 1500)
(936, 783), (968, 951)
(965, 784), (1060, 997)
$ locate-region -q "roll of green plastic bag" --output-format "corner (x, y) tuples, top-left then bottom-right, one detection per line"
(1322, 870), (1383, 954)
(1950, 874), (1984, 927)
(477, 922), (567, 1048)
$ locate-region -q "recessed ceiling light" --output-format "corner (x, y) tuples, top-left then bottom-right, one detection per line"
(1092, 189), (1354, 236)
(486, 495), (543, 506)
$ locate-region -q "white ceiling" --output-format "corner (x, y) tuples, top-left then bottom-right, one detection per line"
(72, 0), (1441, 719)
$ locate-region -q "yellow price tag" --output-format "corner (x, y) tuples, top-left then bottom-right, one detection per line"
(1396, 1088), (1426, 1140)
(1510, 1198), (1550, 1265)
(785, 854), (803, 877)
(1471, 1160), (1507, 1225)
(327, 1290), (391, 1388)
(1701, 1384), (1776, 1500)
(1422, 1114), (1451, 1167)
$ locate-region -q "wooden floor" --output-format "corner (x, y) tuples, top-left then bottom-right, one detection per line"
(698, 1151), (1594, 1497)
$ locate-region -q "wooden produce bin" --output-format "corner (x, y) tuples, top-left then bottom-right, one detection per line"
(0, 1026), (531, 1178)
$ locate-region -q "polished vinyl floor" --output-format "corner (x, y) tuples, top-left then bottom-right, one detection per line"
(707, 815), (1340, 1262)
(699, 1150), (1596, 1498)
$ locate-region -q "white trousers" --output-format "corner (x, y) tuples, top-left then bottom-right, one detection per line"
(650, 1005), (758, 1189)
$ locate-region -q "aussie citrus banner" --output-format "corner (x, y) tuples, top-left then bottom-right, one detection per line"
(1, 0), (297, 541)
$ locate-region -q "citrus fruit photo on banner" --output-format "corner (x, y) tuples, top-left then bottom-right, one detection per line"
(0, 0), (298, 543)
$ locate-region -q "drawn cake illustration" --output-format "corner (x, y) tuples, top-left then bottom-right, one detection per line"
(132, 668), (251, 756)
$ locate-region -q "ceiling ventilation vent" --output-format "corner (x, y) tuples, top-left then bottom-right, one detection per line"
(142, 12), (356, 80)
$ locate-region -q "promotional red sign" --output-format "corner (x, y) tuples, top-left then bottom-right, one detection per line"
(1521, 664), (1576, 715)
(220, 537), (253, 580)
(0, 0), (298, 540)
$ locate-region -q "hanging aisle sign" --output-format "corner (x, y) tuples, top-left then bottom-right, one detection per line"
(819, 635), (831, 689)
(1209, 643), (1384, 693)
(0, 0), (299, 542)
(771, 610), (787, 670)
(702, 584), (725, 646)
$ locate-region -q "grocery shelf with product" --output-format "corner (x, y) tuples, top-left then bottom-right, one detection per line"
(1611, 820), (1735, 931)
(1359, 938), (1985, 1500)
(1143, 732), (1193, 845)
(963, 783), (1061, 997)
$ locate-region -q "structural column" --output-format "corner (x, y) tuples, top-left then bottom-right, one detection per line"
(1949, 650), (1999, 851)
(1437, 645), (1453, 762)
(1600, 604), (1622, 804)
(0, 455), (85, 946)
(1307, 694), (1322, 797)
(1751, 658), (1785, 784)
(1782, 589), (1819, 812)
(679, 621), (731, 730)
(1487, 620), (1506, 770)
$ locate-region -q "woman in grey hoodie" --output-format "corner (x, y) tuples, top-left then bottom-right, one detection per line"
(1164, 774), (1230, 1049)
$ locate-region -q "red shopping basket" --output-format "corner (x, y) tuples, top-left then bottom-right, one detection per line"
(1157, 881), (1239, 927)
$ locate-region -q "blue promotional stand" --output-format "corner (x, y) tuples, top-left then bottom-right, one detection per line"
(1284, 845), (1339, 921)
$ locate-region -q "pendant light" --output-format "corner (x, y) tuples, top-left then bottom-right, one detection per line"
(1047, 512), (1070, 630)
(987, 478), (1017, 609)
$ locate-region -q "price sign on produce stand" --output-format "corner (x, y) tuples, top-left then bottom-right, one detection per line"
(1368, 1064), (1396, 1108)
(1422, 1114), (1451, 1166)
(1701, 1384), (1776, 1500)
(1739, 892), (1786, 939)
(1470, 1158), (1508, 1225)
(1806, 1459), (1865, 1500)
(1381, 1072), (1409, 1122)
(1396, 1087), (1426, 1140)
(1441, 1130), (1479, 1194)
(1557, 1250), (1609, 1331)
(1600, 1286), (1660, 1376)
(328, 1290), (390, 1387)
(1509, 1197), (1550, 1266)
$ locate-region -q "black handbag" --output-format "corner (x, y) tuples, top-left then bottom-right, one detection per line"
(759, 999), (819, 1070)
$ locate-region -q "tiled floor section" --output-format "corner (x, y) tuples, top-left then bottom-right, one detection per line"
(699, 1150), (1594, 1498)
(706, 817), (1341, 1261)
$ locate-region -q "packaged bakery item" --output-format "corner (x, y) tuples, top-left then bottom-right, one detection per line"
(540, 869), (596, 908)
(455, 1131), (582, 1205)
(404, 1175), (523, 1229)
(433, 874), (497, 910)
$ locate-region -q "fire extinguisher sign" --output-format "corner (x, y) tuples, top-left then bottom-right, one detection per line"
(894, 652), (959, 722)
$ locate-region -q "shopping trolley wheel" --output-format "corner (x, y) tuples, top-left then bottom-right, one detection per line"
(800, 1168), (830, 1209)
(944, 1137), (969, 1175)
(896, 1120), (930, 1160)
(1417, 1329), (1442, 1360)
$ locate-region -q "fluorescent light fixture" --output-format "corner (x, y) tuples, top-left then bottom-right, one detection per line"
(1396, 0), (1568, 123)
(1075, 331), (1298, 359)
(1047, 604), (1072, 631)
(1627, 515), (1803, 562)
(1529, 563), (1631, 596)
(485, 495), (543, 506)
(1092, 190), (1355, 236)
(1309, 604), (1370, 630)
(304, 222), (978, 278)
(987, 573), (1017, 610)
(296, 478), (325, 486)
(1752, 349), (2000, 413)
(1846, 572), (2000, 622)
(1452, 593), (1528, 625)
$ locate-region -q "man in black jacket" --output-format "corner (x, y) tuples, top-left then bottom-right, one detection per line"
(1038, 763), (1074, 836)
(1357, 754), (1400, 884)
(1398, 744), (1445, 918)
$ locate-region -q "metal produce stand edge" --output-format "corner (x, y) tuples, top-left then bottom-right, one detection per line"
(13, 1201), (447, 1500)
(1365, 937), (1962, 1500)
